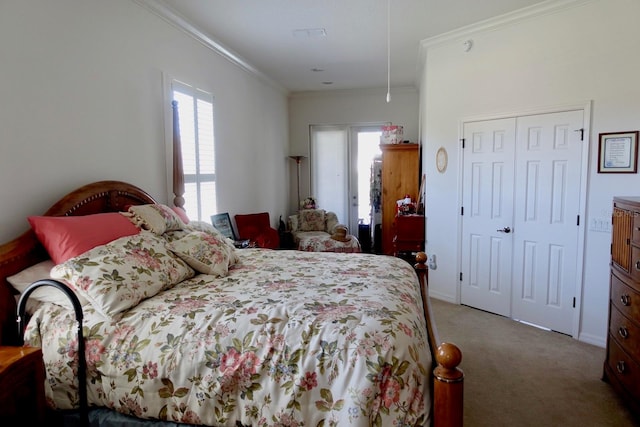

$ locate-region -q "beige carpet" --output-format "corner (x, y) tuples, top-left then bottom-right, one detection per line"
(430, 298), (639, 427)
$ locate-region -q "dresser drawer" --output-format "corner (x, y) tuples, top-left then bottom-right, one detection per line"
(607, 337), (640, 400)
(610, 304), (640, 358)
(611, 272), (640, 319)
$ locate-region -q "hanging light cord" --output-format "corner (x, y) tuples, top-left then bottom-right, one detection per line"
(386, 0), (391, 103)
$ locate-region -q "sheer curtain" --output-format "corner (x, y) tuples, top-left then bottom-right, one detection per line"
(310, 126), (348, 224)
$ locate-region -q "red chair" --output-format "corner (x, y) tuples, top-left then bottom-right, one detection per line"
(234, 212), (280, 249)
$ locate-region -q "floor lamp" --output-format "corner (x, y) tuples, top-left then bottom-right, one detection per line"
(289, 155), (306, 209)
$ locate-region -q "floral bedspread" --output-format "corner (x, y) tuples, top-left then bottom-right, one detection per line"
(25, 249), (431, 426)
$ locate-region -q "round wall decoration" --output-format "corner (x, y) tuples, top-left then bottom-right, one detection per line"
(436, 147), (448, 173)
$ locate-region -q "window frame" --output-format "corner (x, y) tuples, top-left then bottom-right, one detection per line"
(163, 74), (217, 222)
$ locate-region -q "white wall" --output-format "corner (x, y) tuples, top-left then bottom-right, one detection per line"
(0, 0), (289, 243)
(288, 87), (419, 213)
(420, 0), (640, 346)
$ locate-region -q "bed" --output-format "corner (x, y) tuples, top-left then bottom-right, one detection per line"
(0, 105), (462, 427)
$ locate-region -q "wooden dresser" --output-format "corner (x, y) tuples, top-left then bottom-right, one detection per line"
(380, 143), (420, 255)
(393, 214), (425, 256)
(604, 197), (640, 415)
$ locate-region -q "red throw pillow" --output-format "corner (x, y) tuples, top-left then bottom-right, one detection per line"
(28, 212), (140, 264)
(171, 206), (190, 224)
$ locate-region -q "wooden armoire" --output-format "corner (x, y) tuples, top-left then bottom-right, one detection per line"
(379, 143), (420, 255)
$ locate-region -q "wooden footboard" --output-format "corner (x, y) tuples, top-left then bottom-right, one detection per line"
(414, 252), (464, 427)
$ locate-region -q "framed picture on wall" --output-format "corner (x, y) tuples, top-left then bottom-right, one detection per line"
(210, 213), (236, 240)
(598, 131), (639, 173)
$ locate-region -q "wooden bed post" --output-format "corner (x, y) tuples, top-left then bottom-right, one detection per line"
(171, 100), (185, 210)
(414, 252), (464, 427)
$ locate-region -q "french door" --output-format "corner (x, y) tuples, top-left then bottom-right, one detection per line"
(310, 125), (384, 234)
(460, 109), (586, 335)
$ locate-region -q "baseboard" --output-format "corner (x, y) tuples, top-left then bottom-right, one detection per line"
(578, 332), (606, 348)
(429, 291), (457, 304)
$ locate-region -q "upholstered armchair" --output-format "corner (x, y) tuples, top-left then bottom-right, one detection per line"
(288, 209), (361, 253)
(234, 212), (280, 249)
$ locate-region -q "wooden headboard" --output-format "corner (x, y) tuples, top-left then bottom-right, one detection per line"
(0, 181), (159, 345)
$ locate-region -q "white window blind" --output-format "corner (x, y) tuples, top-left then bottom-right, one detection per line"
(172, 80), (216, 222)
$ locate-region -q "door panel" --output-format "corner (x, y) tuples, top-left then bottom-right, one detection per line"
(310, 126), (348, 223)
(511, 110), (584, 335)
(460, 118), (516, 317)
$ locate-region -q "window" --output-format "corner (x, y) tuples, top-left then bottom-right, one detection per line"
(172, 80), (216, 222)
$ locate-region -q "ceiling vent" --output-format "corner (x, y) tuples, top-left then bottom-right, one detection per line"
(292, 28), (327, 38)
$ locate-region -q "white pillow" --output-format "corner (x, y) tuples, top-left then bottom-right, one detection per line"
(7, 260), (89, 309)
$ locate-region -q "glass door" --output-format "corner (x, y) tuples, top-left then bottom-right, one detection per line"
(310, 125), (383, 251)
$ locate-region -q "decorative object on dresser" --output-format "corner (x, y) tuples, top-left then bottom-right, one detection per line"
(604, 196), (640, 416)
(380, 143), (420, 255)
(0, 346), (46, 424)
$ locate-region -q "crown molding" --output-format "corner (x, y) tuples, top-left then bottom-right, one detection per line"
(132, 0), (288, 95)
(419, 0), (595, 50)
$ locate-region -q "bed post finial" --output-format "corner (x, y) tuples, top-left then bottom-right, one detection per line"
(414, 252), (464, 427)
(172, 100), (185, 210)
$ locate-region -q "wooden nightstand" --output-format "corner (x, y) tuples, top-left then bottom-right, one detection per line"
(0, 346), (46, 423)
(393, 214), (425, 257)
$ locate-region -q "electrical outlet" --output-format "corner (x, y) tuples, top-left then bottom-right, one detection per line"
(428, 254), (437, 270)
(590, 217), (611, 233)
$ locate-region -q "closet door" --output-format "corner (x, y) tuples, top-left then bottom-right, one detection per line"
(510, 110), (584, 335)
(460, 118), (516, 317)
(461, 109), (585, 335)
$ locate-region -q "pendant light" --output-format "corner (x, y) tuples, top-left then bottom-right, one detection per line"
(386, 0), (391, 103)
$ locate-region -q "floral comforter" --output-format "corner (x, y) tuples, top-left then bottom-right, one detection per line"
(25, 249), (431, 426)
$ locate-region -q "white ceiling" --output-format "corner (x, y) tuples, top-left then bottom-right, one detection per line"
(155, 0), (548, 92)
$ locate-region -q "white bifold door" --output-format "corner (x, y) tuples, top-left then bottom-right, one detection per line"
(460, 110), (585, 335)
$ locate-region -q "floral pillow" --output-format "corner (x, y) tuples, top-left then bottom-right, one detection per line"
(183, 221), (240, 266)
(166, 231), (232, 277)
(50, 232), (194, 318)
(298, 209), (326, 231)
(124, 204), (186, 235)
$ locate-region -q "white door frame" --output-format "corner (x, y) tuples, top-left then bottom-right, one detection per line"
(456, 101), (592, 338)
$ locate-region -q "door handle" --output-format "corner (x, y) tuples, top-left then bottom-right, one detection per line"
(497, 227), (511, 233)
